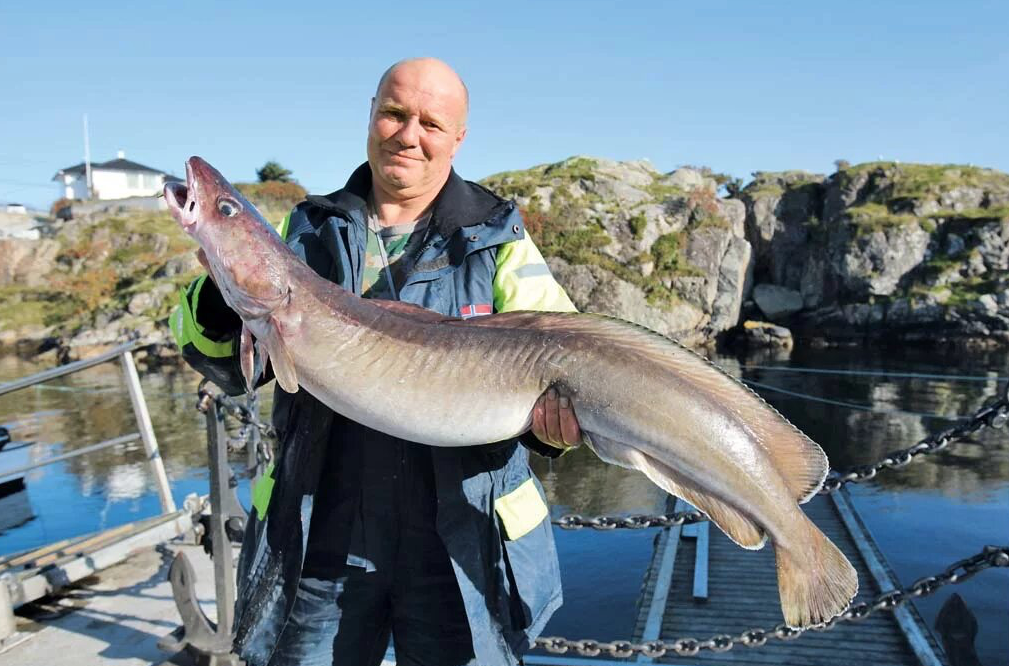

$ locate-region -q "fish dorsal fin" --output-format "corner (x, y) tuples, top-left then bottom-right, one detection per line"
(368, 299), (454, 323)
(463, 311), (828, 503)
(585, 431), (766, 549)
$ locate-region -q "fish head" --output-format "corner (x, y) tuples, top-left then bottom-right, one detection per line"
(165, 156), (291, 319)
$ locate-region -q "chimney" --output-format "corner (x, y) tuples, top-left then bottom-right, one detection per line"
(117, 150), (125, 159)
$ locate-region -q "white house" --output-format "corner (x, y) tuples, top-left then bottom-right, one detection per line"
(52, 151), (181, 200)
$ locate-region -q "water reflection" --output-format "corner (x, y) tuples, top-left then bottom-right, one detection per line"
(0, 345), (1007, 661)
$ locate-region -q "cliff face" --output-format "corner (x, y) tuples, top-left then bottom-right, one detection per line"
(2, 159), (1007, 361)
(738, 163), (1009, 346)
(482, 157), (750, 347)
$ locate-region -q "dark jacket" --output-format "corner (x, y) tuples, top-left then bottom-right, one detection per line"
(173, 164), (570, 666)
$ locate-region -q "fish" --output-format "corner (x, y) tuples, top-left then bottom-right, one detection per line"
(165, 156), (858, 628)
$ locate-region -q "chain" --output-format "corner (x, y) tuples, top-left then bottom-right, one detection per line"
(556, 386), (1007, 529)
(197, 380), (276, 465)
(192, 381), (1007, 527)
(534, 545), (1009, 658)
(818, 387), (1008, 494)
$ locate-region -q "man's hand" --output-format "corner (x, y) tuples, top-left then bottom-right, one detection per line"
(531, 388), (582, 451)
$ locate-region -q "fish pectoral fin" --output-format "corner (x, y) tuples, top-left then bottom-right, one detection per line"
(239, 324), (255, 392)
(263, 323), (298, 394)
(584, 432), (766, 549)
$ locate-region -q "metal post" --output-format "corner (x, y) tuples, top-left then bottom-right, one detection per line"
(205, 400), (236, 636)
(0, 576), (15, 642)
(119, 350), (176, 513)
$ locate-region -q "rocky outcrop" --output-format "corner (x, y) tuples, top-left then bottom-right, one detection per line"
(483, 157), (750, 346)
(0, 209), (201, 360)
(739, 162), (1009, 346)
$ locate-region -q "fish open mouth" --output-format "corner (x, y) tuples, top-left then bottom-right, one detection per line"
(164, 159), (197, 230)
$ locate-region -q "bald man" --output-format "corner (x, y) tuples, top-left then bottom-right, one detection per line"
(172, 59), (581, 666)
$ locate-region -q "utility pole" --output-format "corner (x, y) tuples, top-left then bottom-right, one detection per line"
(83, 114), (93, 199)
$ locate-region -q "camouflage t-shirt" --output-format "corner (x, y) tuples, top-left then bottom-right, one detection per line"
(361, 209), (431, 300)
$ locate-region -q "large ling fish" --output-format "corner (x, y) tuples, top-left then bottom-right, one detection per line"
(165, 156), (857, 628)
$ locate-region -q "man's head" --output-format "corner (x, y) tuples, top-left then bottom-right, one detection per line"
(367, 58), (468, 203)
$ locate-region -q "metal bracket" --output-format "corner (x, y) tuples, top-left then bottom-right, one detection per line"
(162, 394), (245, 665)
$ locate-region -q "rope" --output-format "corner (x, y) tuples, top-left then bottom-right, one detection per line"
(741, 378), (966, 421)
(742, 365), (1009, 382)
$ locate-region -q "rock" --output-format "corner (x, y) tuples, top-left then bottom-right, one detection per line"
(738, 320), (794, 349)
(664, 168), (714, 192)
(837, 224), (932, 297)
(0, 238), (60, 287)
(710, 238), (752, 331)
(978, 294), (999, 315)
(154, 253), (202, 279)
(548, 258), (706, 342)
(128, 292), (155, 315)
(752, 284), (804, 321)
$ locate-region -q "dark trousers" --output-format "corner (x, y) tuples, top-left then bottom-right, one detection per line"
(269, 435), (478, 666)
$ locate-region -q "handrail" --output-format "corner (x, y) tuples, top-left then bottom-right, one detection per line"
(0, 433), (140, 480)
(0, 341), (140, 397)
(0, 339), (175, 513)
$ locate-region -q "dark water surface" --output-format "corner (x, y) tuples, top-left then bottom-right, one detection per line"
(1, 345), (1006, 665)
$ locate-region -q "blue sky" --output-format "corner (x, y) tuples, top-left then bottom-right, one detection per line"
(2, 0), (1007, 209)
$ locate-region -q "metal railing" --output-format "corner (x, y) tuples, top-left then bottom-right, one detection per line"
(0, 341), (175, 513)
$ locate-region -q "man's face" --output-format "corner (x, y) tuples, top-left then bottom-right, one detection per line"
(367, 63), (467, 199)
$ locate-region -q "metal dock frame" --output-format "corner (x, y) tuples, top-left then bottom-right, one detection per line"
(0, 341), (179, 643)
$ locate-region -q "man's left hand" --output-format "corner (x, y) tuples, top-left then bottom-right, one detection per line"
(531, 388), (582, 451)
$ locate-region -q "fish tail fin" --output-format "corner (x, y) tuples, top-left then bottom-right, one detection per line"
(775, 516), (858, 628)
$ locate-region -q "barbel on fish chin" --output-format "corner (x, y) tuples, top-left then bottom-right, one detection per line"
(165, 155), (859, 628)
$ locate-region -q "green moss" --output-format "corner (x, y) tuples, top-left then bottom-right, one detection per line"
(929, 205), (1009, 222)
(628, 213), (648, 239)
(645, 180), (688, 202)
(838, 162), (1009, 199)
(651, 233), (682, 272)
(846, 202), (918, 232)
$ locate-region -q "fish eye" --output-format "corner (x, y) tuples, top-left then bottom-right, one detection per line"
(218, 198), (240, 217)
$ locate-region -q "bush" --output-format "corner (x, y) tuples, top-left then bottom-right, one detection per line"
(235, 181), (307, 210)
(256, 161), (293, 182)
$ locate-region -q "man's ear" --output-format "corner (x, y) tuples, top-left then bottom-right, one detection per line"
(451, 127), (468, 157)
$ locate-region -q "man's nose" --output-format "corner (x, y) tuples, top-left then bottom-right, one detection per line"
(394, 116), (421, 147)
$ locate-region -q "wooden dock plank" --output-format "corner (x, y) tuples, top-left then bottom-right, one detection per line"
(630, 493), (948, 666)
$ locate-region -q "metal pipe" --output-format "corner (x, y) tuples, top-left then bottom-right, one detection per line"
(0, 433), (140, 480)
(204, 400), (236, 635)
(0, 342), (139, 397)
(120, 350), (176, 513)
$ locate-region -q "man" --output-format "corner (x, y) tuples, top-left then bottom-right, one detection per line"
(172, 58), (581, 666)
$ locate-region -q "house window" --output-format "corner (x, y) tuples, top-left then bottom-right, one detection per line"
(127, 172), (140, 188)
(145, 173), (162, 189)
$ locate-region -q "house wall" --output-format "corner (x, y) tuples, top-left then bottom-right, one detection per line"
(90, 169), (165, 200)
(60, 174), (89, 200)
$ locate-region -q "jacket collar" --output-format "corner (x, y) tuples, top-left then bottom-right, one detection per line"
(305, 163), (512, 238)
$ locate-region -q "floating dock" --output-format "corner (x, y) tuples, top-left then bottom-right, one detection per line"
(627, 490), (947, 666)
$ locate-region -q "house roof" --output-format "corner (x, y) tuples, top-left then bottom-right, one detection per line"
(53, 158), (181, 180)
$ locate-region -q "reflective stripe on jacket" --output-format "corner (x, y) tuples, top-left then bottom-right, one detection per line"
(170, 164), (574, 666)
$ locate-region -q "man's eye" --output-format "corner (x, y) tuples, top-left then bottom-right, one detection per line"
(218, 199), (240, 217)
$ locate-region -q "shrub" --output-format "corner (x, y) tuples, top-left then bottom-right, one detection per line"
(256, 161), (293, 182)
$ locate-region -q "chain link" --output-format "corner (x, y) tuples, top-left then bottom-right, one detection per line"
(556, 386), (1006, 528)
(197, 381), (276, 465)
(533, 545), (1009, 658)
(817, 386), (1007, 494)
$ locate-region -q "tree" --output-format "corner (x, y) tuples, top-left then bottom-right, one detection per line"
(256, 161), (293, 183)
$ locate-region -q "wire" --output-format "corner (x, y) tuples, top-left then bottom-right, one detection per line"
(740, 378), (967, 421)
(741, 365), (1008, 382)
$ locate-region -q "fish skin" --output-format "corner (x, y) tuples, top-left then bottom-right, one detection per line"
(165, 156), (858, 627)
